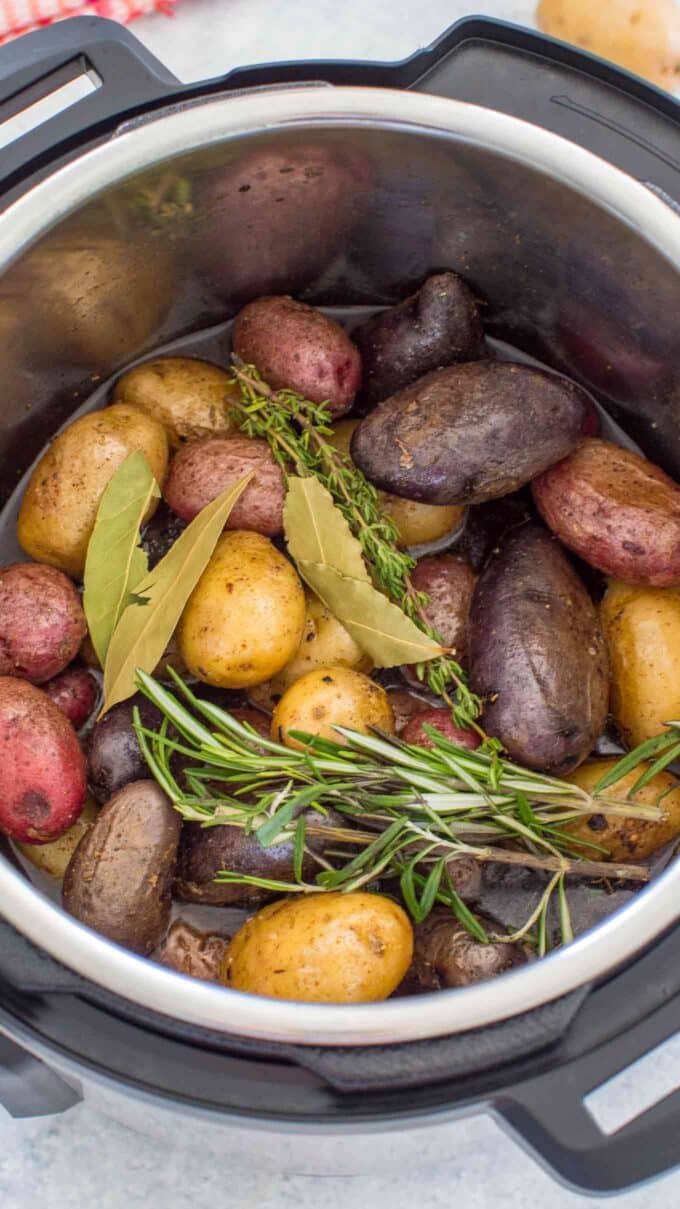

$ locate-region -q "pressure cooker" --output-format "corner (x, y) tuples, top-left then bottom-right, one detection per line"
(0, 14), (678, 1195)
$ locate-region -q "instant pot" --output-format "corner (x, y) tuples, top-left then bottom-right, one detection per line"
(0, 14), (679, 1194)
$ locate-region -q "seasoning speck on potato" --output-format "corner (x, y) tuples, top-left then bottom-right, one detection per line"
(221, 891), (414, 1002)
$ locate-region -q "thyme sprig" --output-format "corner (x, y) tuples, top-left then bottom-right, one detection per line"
(134, 671), (658, 946)
(228, 359), (482, 730)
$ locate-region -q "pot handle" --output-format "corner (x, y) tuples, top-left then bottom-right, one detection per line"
(399, 18), (680, 209)
(0, 16), (178, 192)
(0, 1035), (81, 1118)
(3, 16), (679, 208)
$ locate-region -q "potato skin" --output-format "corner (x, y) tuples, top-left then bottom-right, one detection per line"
(351, 362), (587, 505)
(532, 439), (680, 587)
(112, 358), (238, 448)
(43, 667), (99, 730)
(62, 780), (180, 955)
(221, 891), (414, 1003)
(354, 272), (484, 408)
(0, 677), (87, 842)
(179, 531), (306, 689)
(330, 419), (464, 548)
(17, 404), (169, 578)
(401, 709), (480, 751)
(18, 796), (99, 880)
(386, 688), (431, 735)
(409, 554), (476, 660)
(176, 807), (343, 906)
(157, 921), (229, 982)
(272, 666), (394, 750)
(164, 436), (285, 535)
(87, 694), (162, 804)
(248, 590), (372, 712)
(0, 563), (86, 683)
(600, 581), (680, 748)
(469, 526), (609, 773)
(232, 296), (361, 418)
(564, 760), (680, 861)
(409, 908), (526, 990)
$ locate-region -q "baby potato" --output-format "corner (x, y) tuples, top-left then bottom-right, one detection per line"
(600, 580), (680, 748)
(221, 891), (413, 1003)
(17, 795), (99, 880)
(537, 0), (680, 92)
(179, 531), (306, 689)
(112, 357), (238, 448)
(331, 420), (463, 548)
(249, 591), (372, 711)
(564, 760), (680, 861)
(164, 436), (285, 536)
(17, 404), (168, 578)
(272, 665), (394, 750)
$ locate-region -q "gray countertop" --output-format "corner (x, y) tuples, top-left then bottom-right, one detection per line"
(1, 0), (679, 1204)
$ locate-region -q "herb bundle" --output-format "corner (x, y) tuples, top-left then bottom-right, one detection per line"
(229, 360), (483, 730)
(134, 670), (663, 951)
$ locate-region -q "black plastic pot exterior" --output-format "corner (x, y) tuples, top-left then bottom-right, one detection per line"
(0, 15), (678, 1194)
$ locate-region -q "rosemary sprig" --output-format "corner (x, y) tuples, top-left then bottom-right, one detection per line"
(228, 359), (482, 730)
(134, 670), (659, 945)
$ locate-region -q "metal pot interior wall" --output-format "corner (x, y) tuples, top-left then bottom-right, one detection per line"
(1, 121), (678, 512)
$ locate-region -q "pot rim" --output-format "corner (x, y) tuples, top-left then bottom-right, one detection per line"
(1, 85), (679, 1046)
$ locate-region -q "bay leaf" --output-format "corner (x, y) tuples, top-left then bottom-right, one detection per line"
(296, 560), (443, 667)
(101, 472), (253, 715)
(83, 451), (160, 667)
(284, 475), (369, 583)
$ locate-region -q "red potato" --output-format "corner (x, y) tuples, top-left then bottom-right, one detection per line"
(401, 709), (480, 751)
(532, 438), (680, 587)
(386, 688), (431, 735)
(0, 677), (87, 842)
(409, 554), (476, 659)
(232, 296), (361, 418)
(164, 436), (285, 536)
(43, 667), (99, 730)
(0, 563), (86, 684)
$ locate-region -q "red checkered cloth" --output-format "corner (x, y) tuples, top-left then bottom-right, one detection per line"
(0, 0), (175, 43)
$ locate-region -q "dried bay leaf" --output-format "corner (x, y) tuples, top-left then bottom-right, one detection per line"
(101, 472), (253, 715)
(83, 451), (160, 667)
(297, 560), (443, 667)
(284, 475), (369, 583)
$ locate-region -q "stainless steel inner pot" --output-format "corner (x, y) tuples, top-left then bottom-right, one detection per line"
(1, 85), (679, 1046)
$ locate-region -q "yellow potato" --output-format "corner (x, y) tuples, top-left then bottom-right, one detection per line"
(271, 665), (394, 750)
(331, 420), (464, 548)
(221, 891), (414, 1002)
(564, 760), (680, 861)
(17, 404), (168, 578)
(112, 357), (239, 448)
(536, 0), (680, 91)
(600, 580), (680, 747)
(179, 531), (306, 688)
(248, 590), (373, 711)
(17, 796), (99, 880)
